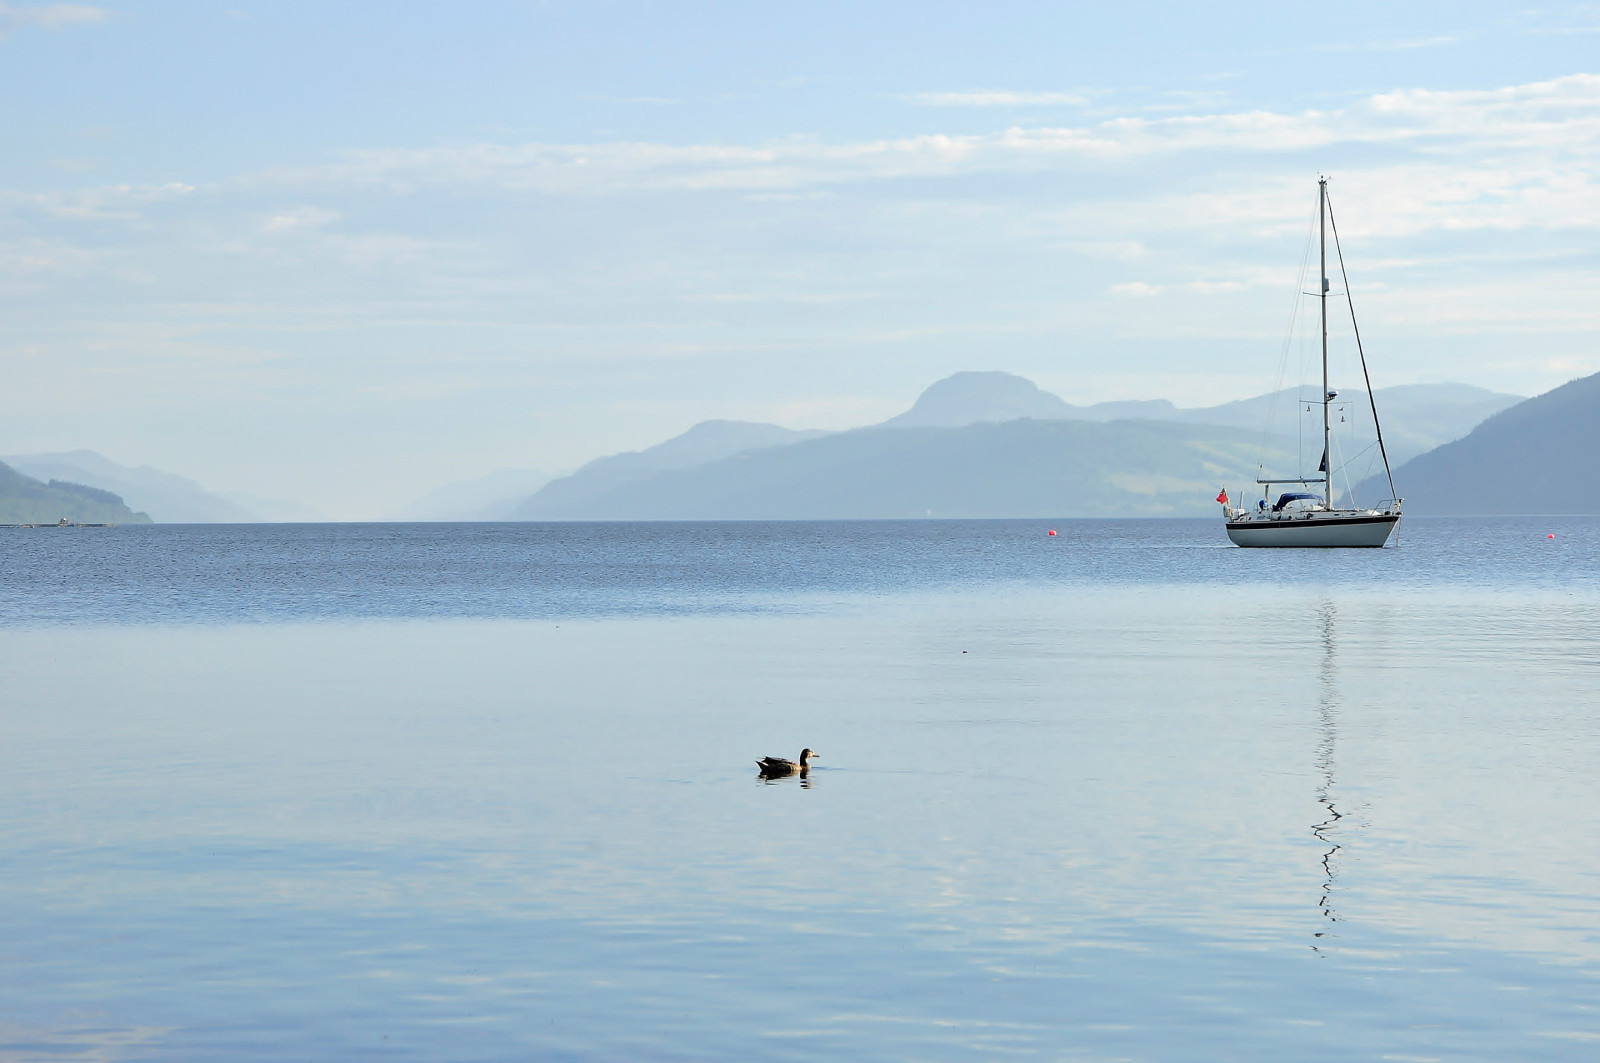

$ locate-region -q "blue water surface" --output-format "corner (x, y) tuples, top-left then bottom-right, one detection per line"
(0, 516), (1593, 625)
(1, 518), (1597, 1061)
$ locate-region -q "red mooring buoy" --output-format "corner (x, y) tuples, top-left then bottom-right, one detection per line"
(1048, 529), (1057, 536)
(1549, 533), (1556, 539)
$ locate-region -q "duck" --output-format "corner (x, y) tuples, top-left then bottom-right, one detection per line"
(757, 749), (818, 777)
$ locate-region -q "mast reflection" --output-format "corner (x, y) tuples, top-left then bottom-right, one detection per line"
(1311, 600), (1343, 953)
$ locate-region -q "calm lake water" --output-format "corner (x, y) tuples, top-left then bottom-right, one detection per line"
(2, 518), (1598, 1060)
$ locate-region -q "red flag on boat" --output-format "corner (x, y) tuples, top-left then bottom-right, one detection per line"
(1216, 489), (1229, 505)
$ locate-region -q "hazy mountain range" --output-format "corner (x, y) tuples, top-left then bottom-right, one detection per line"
(0, 461), (151, 525)
(4, 450), (257, 523)
(1, 451), (326, 524)
(1358, 368), (1600, 514)
(506, 372), (1524, 520)
(881, 372), (1521, 469)
(513, 418), (1299, 520)
(508, 420), (829, 520)
(8, 369), (1565, 521)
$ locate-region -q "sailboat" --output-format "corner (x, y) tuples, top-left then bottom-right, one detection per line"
(1220, 177), (1401, 548)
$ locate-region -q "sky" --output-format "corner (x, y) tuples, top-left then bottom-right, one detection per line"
(3, 1), (1599, 517)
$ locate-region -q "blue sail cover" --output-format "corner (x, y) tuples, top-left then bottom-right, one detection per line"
(1272, 492), (1325, 512)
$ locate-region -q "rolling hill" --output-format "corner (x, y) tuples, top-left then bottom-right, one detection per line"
(1357, 370), (1600, 514)
(0, 461), (151, 524)
(3, 451), (258, 523)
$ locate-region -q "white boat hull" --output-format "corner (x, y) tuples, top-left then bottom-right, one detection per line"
(1225, 512), (1398, 548)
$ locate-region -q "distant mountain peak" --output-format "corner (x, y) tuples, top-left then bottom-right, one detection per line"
(883, 371), (1072, 428)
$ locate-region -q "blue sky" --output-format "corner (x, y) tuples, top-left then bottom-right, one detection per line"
(4, 1), (1599, 516)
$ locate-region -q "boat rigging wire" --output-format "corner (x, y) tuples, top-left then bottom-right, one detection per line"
(1261, 191), (1321, 481)
(1324, 190), (1398, 503)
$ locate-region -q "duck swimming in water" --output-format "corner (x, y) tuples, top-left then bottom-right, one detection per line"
(757, 749), (817, 778)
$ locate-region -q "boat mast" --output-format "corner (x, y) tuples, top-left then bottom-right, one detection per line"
(1319, 176), (1331, 501)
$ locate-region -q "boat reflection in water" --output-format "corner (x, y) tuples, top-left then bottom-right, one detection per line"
(1310, 601), (1362, 953)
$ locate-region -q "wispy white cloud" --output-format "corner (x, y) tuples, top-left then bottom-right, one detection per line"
(6, 71), (1599, 402)
(6, 71), (1597, 366)
(1061, 159), (1600, 248)
(1317, 33), (1463, 52)
(1063, 239), (1148, 261)
(1377, 34), (1461, 50)
(217, 74), (1600, 218)
(17, 74), (1593, 227)
(1347, 273), (1600, 333)
(1136, 88), (1235, 113)
(261, 207), (340, 233)
(1524, 24), (1600, 36)
(1185, 280), (1252, 294)
(0, 2), (107, 34)
(605, 95), (681, 105)
(0, 236), (118, 278)
(316, 233), (442, 269)
(694, 291), (881, 304)
(10, 73), (1599, 302)
(15, 182), (195, 221)
(231, 221), (467, 271)
(901, 90), (1092, 107)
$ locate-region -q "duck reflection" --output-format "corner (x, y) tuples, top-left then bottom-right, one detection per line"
(756, 772), (815, 789)
(1311, 601), (1345, 953)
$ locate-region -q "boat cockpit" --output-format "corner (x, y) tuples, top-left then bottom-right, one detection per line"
(1238, 491), (1330, 521)
(1270, 492), (1325, 513)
